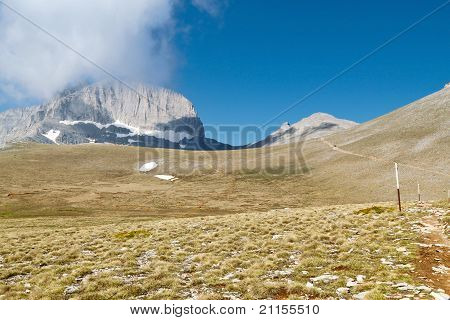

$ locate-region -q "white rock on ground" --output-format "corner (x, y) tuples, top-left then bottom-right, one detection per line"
(306, 282), (314, 289)
(432, 265), (449, 274)
(353, 291), (369, 300)
(346, 279), (358, 287)
(356, 275), (366, 283)
(310, 274), (339, 283)
(380, 258), (394, 265)
(336, 287), (350, 295)
(430, 292), (450, 300)
(137, 250), (156, 268)
(64, 284), (80, 295)
(139, 162), (158, 172)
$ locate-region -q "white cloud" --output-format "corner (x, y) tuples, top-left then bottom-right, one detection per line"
(191, 0), (226, 17)
(0, 0), (176, 101)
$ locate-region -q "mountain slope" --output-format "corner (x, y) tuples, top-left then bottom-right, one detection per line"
(0, 82), (232, 150)
(250, 112), (357, 148)
(324, 84), (450, 163)
(295, 84), (450, 203)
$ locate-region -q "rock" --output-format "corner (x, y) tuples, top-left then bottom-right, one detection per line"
(381, 258), (394, 265)
(346, 279), (358, 287)
(416, 285), (432, 292)
(393, 283), (416, 291)
(336, 287), (350, 295)
(64, 285), (80, 295)
(311, 274), (339, 283)
(430, 292), (450, 300)
(353, 291), (369, 300)
(272, 235), (282, 240)
(0, 81), (232, 150)
(306, 282), (314, 289)
(393, 282), (409, 288)
(137, 250), (156, 268)
(432, 265), (449, 274)
(356, 275), (366, 283)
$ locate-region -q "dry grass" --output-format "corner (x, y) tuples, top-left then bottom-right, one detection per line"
(0, 142), (448, 220)
(1, 202), (446, 300)
(0, 139), (448, 300)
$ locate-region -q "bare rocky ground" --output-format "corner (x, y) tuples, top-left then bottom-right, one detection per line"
(0, 202), (448, 300)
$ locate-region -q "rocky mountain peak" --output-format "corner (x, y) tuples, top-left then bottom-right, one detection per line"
(250, 112), (358, 148)
(0, 81), (213, 148)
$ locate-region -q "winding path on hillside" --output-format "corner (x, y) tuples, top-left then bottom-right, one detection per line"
(319, 138), (450, 178)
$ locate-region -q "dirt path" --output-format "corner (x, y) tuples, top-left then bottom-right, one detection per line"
(407, 204), (449, 294)
(320, 138), (450, 178)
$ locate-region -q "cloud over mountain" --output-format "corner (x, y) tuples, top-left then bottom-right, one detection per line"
(0, 0), (225, 104)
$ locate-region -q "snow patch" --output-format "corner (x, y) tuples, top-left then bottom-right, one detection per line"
(155, 175), (178, 182)
(139, 162), (158, 172)
(42, 129), (60, 144)
(60, 120), (193, 143)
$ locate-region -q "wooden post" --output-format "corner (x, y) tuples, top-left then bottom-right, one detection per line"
(417, 183), (421, 202)
(395, 162), (401, 212)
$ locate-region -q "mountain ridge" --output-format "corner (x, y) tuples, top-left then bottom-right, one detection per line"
(0, 81), (235, 150)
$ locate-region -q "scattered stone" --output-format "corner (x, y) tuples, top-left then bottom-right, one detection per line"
(346, 279), (358, 287)
(393, 282), (408, 288)
(432, 265), (449, 274)
(306, 282), (314, 289)
(336, 287), (349, 295)
(356, 275), (366, 283)
(396, 247), (409, 255)
(301, 271), (309, 275)
(81, 250), (95, 256)
(64, 284), (80, 295)
(272, 235), (282, 240)
(266, 268), (293, 279)
(392, 283), (416, 292)
(381, 258), (394, 265)
(416, 285), (432, 292)
(137, 250), (156, 268)
(353, 291), (369, 300)
(3, 274), (30, 285)
(310, 274), (339, 283)
(223, 291), (241, 300)
(430, 292), (450, 300)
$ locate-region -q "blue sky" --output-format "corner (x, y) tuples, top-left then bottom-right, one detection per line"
(172, 0), (450, 132)
(0, 0), (449, 145)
